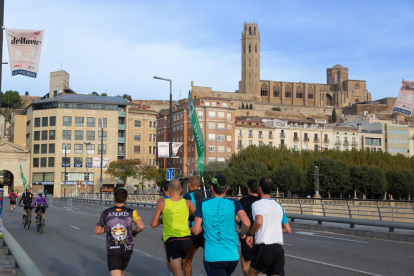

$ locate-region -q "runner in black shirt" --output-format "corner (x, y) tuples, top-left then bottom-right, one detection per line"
(237, 179), (260, 276)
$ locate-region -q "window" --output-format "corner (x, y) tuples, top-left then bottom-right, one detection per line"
(180, 124), (183, 131)
(98, 144), (106, 154)
(149, 134), (153, 141)
(98, 118), (107, 128)
(63, 116), (72, 126)
(218, 146), (225, 153)
(75, 117), (84, 127)
(249, 140), (253, 146)
(34, 144), (39, 154)
(98, 131), (107, 141)
(41, 158), (47, 167)
(259, 131), (263, 138)
(208, 122), (215, 130)
(49, 143), (55, 154)
(296, 86), (303, 98)
(87, 131), (95, 141)
(335, 74), (337, 83)
(75, 130), (83, 140)
(259, 141), (263, 146)
(261, 84), (268, 96)
(86, 157), (93, 168)
(208, 157), (215, 162)
(205, 101), (210, 106)
(27, 120), (30, 126)
(208, 146), (216, 152)
(208, 111), (215, 118)
(41, 130), (48, 140)
(208, 134), (215, 140)
(226, 135), (232, 142)
(365, 138), (381, 146)
(74, 158), (83, 168)
(42, 117), (48, 127)
(227, 124), (232, 130)
(222, 103), (228, 107)
(62, 157), (70, 167)
(34, 118), (40, 127)
(26, 133), (30, 139)
(74, 144), (83, 154)
(273, 84), (280, 97)
(48, 157), (54, 167)
(329, 75), (332, 84)
(149, 146), (152, 154)
(249, 130), (253, 138)
(87, 117), (95, 127)
(285, 85), (292, 98)
(62, 130), (71, 140)
(269, 142), (273, 147)
(41, 144), (47, 154)
(33, 158), (39, 167)
(238, 139), (242, 147)
(86, 144), (95, 154)
(212, 102), (217, 106)
(49, 130), (55, 140)
(62, 143), (71, 153)
(134, 146), (140, 154)
(227, 146), (232, 153)
(200, 122), (203, 129)
(134, 134), (141, 141)
(218, 123), (225, 130)
(218, 112), (225, 119)
(249, 44), (251, 53)
(218, 135), (225, 141)
(198, 111), (203, 120)
(308, 86), (314, 99)
(255, 44), (257, 53)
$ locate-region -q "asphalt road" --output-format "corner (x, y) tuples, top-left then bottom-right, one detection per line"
(3, 200), (414, 276)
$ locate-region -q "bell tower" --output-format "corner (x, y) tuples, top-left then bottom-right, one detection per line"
(239, 22), (260, 95)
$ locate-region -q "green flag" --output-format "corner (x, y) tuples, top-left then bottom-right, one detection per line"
(188, 90), (205, 179)
(20, 159), (27, 188)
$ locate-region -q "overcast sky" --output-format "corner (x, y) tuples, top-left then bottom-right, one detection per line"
(2, 0), (413, 101)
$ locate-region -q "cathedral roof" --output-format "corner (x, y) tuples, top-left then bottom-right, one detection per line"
(332, 64), (344, 68)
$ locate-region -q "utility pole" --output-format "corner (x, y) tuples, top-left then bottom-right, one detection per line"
(313, 166), (321, 198)
(100, 119), (103, 200)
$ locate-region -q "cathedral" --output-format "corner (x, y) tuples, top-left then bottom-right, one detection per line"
(192, 22), (371, 108)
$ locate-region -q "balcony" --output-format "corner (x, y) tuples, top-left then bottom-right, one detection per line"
(258, 134), (263, 139)
(237, 133), (243, 137)
(314, 138), (320, 143)
(118, 111), (126, 117)
(304, 137), (309, 142)
(293, 137), (299, 142)
(248, 134), (254, 138)
(238, 144), (243, 148)
(324, 139), (330, 143)
(335, 141), (342, 146)
(280, 133), (285, 138)
(352, 142), (358, 147)
(118, 137), (125, 143)
(279, 144), (287, 149)
(344, 141), (349, 147)
(118, 150), (125, 156)
(118, 124), (126, 130)
(268, 135), (273, 139)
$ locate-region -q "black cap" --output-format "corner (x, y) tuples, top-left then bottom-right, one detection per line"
(210, 174), (227, 187)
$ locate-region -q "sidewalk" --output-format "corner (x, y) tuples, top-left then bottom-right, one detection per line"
(0, 242), (24, 276)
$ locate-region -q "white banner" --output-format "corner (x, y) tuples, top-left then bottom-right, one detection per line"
(6, 29), (44, 78)
(392, 80), (414, 116)
(92, 157), (110, 168)
(172, 142), (183, 157)
(158, 142), (169, 158)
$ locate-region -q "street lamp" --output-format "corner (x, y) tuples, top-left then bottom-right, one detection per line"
(84, 142), (91, 194)
(90, 117), (104, 200)
(153, 76), (172, 169)
(57, 138), (68, 197)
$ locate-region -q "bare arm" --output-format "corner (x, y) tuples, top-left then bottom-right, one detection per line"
(133, 218), (145, 236)
(186, 200), (196, 215)
(191, 217), (203, 235)
(94, 225), (105, 235)
(235, 215), (241, 224)
(282, 222), (291, 234)
(250, 214), (263, 236)
(237, 210), (251, 238)
(151, 198), (165, 228)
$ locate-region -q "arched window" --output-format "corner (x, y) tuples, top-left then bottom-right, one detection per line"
(249, 59), (251, 67)
(296, 86), (303, 98)
(255, 45), (257, 53)
(261, 84), (268, 96)
(243, 44), (245, 54)
(249, 82), (251, 92)
(249, 27), (251, 35)
(273, 84), (280, 97)
(308, 86), (314, 99)
(249, 44), (251, 53)
(285, 85), (292, 98)
(254, 27), (256, 35)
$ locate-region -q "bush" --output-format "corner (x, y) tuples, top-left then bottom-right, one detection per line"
(271, 107), (281, 111)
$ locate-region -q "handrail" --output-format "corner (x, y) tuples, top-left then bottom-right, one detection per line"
(3, 227), (44, 276)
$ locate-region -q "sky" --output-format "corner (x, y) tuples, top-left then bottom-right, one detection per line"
(1, 0), (414, 101)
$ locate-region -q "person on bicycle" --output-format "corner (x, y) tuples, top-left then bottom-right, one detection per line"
(31, 190), (49, 225)
(18, 187), (34, 223)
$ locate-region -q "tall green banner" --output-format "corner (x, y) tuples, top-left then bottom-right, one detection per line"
(20, 159), (27, 188)
(188, 90), (205, 179)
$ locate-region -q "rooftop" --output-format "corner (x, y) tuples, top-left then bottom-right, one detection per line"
(33, 94), (128, 105)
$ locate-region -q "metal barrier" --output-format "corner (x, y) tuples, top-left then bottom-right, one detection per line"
(96, 201), (105, 217)
(61, 198), (157, 208)
(47, 195), (53, 207)
(2, 227), (44, 276)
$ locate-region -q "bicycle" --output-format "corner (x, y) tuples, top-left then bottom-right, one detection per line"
(22, 206), (33, 230)
(36, 206), (48, 234)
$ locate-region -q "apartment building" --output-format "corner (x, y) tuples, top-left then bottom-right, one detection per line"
(332, 127), (359, 150)
(157, 97), (235, 177)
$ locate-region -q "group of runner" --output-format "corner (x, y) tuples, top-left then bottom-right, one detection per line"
(95, 174), (290, 276)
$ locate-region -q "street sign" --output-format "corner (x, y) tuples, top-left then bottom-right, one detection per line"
(78, 185), (81, 189)
(166, 168), (175, 181)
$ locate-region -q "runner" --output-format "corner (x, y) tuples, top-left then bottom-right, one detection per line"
(183, 175), (212, 276)
(161, 180), (174, 276)
(95, 187), (144, 276)
(192, 174), (251, 276)
(151, 179), (196, 276)
(8, 190), (18, 213)
(18, 187), (34, 223)
(236, 179), (260, 276)
(247, 177), (291, 276)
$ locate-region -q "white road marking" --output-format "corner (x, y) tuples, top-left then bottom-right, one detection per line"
(295, 238), (334, 245)
(285, 254), (382, 276)
(69, 225), (80, 230)
(52, 206), (97, 217)
(295, 231), (368, 244)
(51, 219), (60, 223)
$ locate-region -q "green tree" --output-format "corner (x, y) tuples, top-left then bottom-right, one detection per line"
(25, 91), (29, 96)
(0, 90), (23, 108)
(155, 168), (166, 187)
(123, 94), (132, 102)
(386, 167), (414, 200)
(272, 162), (304, 197)
(332, 108), (337, 123)
(158, 108), (166, 117)
(138, 165), (161, 194)
(101, 93), (107, 96)
(271, 107), (281, 111)
(203, 161), (230, 189)
(241, 102), (245, 109)
(249, 103), (253, 109)
(91, 92), (99, 96)
(227, 159), (269, 192)
(106, 159), (140, 187)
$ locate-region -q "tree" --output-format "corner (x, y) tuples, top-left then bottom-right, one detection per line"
(123, 94), (132, 102)
(158, 108), (166, 117)
(271, 107), (281, 111)
(155, 168), (166, 187)
(203, 161), (230, 189)
(241, 102), (245, 109)
(227, 159), (269, 192)
(101, 93), (107, 96)
(91, 92), (99, 96)
(25, 91), (29, 96)
(138, 165), (160, 194)
(386, 167), (414, 200)
(249, 103), (253, 109)
(105, 159), (140, 187)
(0, 90), (23, 108)
(332, 108), (337, 123)
(272, 162), (304, 197)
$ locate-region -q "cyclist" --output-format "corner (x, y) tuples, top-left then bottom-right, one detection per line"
(31, 190), (49, 225)
(8, 190), (18, 213)
(18, 187), (34, 223)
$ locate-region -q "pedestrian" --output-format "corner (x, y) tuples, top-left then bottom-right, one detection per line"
(192, 174), (251, 276)
(161, 181), (174, 276)
(151, 179), (196, 276)
(183, 175), (212, 276)
(9, 190), (18, 213)
(95, 187), (144, 276)
(236, 179), (260, 276)
(247, 177), (291, 276)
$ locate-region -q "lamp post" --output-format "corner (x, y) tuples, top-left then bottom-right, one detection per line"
(153, 76), (172, 169)
(57, 138), (68, 197)
(84, 142), (91, 194)
(90, 117), (104, 200)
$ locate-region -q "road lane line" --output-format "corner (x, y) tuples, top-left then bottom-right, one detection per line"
(296, 231), (368, 244)
(295, 238), (334, 245)
(285, 254), (382, 276)
(51, 219), (60, 223)
(69, 225), (80, 230)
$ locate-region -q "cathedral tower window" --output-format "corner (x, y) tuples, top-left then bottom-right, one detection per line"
(273, 84), (280, 97)
(254, 27), (256, 35)
(249, 44), (251, 53)
(249, 26), (252, 35)
(255, 45), (257, 53)
(261, 84), (268, 97)
(296, 86), (303, 98)
(285, 85), (292, 98)
(308, 86), (314, 99)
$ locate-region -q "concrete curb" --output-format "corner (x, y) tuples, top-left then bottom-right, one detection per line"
(290, 222), (414, 243)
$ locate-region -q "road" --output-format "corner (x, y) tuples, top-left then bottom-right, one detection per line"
(3, 199), (414, 276)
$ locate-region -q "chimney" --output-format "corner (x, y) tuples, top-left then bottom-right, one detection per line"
(357, 123), (363, 132)
(140, 101), (143, 107)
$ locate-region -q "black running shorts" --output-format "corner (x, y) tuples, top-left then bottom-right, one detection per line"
(250, 243), (285, 276)
(35, 207), (46, 214)
(165, 236), (192, 260)
(240, 237), (255, 262)
(191, 231), (204, 247)
(107, 254), (132, 271)
(23, 205), (32, 211)
(10, 201), (16, 205)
